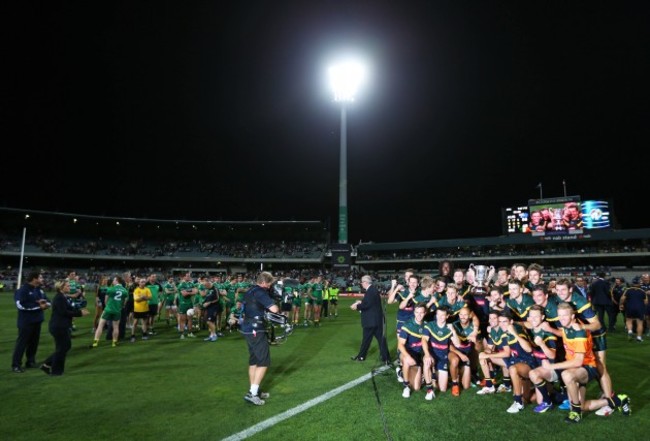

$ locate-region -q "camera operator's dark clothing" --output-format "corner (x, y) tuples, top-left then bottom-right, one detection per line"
(12, 282), (49, 370)
(204, 288), (221, 319)
(43, 291), (84, 375)
(242, 284), (276, 368)
(241, 285), (275, 334)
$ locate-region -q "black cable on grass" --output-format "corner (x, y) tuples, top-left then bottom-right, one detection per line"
(371, 364), (394, 441)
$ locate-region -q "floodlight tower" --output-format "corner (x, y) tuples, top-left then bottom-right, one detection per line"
(328, 60), (365, 244)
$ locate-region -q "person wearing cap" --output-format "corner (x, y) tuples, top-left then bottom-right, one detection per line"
(619, 276), (648, 342)
(241, 271), (279, 406)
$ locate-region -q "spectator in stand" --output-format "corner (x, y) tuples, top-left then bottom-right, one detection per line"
(41, 280), (89, 376)
(11, 271), (50, 373)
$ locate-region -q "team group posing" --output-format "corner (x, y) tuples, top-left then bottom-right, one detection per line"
(388, 264), (645, 424)
(90, 271), (340, 347)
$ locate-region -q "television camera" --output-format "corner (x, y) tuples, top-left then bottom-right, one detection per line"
(264, 278), (297, 345)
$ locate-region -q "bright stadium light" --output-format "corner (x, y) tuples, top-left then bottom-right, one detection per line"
(328, 58), (367, 245)
(329, 61), (366, 102)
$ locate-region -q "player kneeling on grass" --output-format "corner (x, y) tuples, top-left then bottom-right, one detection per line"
(545, 302), (631, 423)
(422, 306), (461, 400)
(499, 311), (539, 414)
(526, 305), (559, 413)
(398, 303), (427, 398)
(476, 310), (513, 395)
(448, 307), (479, 397)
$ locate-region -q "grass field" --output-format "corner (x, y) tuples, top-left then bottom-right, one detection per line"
(1, 291), (649, 441)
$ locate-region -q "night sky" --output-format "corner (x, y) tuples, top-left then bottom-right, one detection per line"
(4, 2), (650, 243)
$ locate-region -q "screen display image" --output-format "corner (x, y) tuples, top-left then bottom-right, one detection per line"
(581, 200), (611, 229)
(527, 196), (584, 237)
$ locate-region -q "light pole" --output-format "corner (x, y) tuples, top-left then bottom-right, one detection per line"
(329, 60), (365, 244)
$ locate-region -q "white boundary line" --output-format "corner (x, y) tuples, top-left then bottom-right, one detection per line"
(221, 365), (390, 441)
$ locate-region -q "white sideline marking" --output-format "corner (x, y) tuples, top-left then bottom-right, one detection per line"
(221, 365), (390, 441)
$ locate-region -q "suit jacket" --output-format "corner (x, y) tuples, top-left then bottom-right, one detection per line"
(356, 284), (384, 328)
(49, 292), (83, 330)
(589, 278), (612, 306)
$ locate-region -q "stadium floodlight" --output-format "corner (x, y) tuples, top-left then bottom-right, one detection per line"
(328, 61), (366, 102)
(328, 59), (366, 244)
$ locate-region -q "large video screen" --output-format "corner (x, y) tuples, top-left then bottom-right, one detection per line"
(581, 200), (611, 229)
(527, 196), (583, 237)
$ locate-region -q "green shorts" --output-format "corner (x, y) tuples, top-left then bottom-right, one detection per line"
(101, 310), (122, 321)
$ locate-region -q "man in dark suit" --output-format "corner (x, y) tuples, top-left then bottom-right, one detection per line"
(589, 272), (615, 332)
(350, 275), (391, 364)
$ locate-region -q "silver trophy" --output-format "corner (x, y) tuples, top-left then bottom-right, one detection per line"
(553, 208), (566, 231)
(469, 263), (494, 295)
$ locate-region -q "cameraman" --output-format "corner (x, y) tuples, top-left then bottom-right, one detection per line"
(241, 271), (279, 406)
